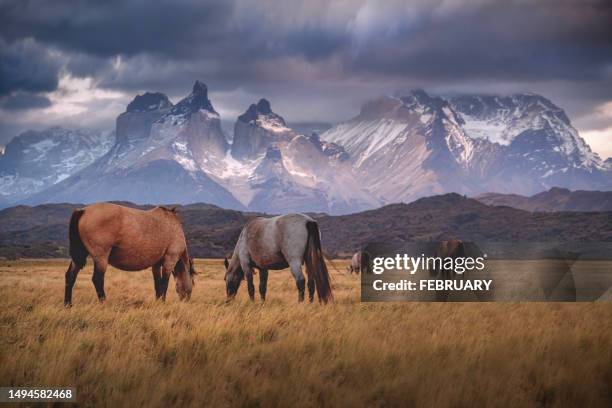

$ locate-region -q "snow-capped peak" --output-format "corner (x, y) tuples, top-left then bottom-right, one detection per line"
(163, 80), (218, 120)
(448, 93), (602, 169)
(231, 98), (294, 160)
(238, 98), (290, 133)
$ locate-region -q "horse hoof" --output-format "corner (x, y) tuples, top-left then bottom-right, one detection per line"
(64, 302), (72, 308)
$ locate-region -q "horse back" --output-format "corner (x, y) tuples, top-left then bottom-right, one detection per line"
(77, 203), (126, 254)
(242, 214), (311, 269)
(78, 203), (185, 263)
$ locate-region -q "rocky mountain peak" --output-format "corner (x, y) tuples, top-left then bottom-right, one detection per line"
(117, 92), (173, 147)
(256, 98), (272, 114)
(356, 90), (451, 123)
(192, 80), (208, 95)
(396, 89), (446, 110)
(238, 98), (283, 124)
(126, 92), (172, 113)
(232, 98), (292, 160)
(167, 80), (217, 118)
(450, 93), (570, 125)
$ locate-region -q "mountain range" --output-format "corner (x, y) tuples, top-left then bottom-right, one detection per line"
(476, 187), (612, 212)
(0, 127), (113, 205)
(1, 81), (610, 213)
(1, 194), (610, 259)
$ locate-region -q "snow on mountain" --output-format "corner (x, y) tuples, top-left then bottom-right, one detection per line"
(8, 85), (611, 213)
(449, 93), (609, 193)
(20, 83), (373, 214)
(0, 127), (113, 205)
(231, 98), (293, 160)
(210, 99), (379, 213)
(449, 94), (603, 169)
(322, 90), (612, 202)
(23, 82), (243, 210)
(322, 90), (480, 203)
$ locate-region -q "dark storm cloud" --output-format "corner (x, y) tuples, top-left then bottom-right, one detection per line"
(0, 38), (61, 95)
(2, 0), (611, 89)
(0, 0), (611, 148)
(345, 1), (612, 81)
(0, 0), (234, 58)
(0, 92), (51, 110)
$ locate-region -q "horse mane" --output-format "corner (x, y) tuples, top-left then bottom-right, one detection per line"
(156, 205), (183, 223)
(158, 205), (178, 213)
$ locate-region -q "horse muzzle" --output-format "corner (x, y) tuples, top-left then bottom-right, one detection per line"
(178, 292), (191, 301)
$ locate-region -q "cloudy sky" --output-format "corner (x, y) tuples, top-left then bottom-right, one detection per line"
(1, 0), (611, 158)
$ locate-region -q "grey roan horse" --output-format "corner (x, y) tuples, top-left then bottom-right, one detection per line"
(224, 213), (333, 303)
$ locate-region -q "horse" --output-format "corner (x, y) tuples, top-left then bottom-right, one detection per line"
(64, 202), (195, 306)
(224, 213), (333, 303)
(429, 239), (465, 301)
(347, 251), (362, 274)
(430, 239), (466, 277)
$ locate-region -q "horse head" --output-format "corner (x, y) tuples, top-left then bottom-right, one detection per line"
(174, 255), (196, 301)
(224, 256), (244, 300)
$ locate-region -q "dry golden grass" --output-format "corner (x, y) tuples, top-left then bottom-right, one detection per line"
(0, 258), (611, 407)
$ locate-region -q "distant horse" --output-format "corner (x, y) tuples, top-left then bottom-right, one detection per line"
(430, 239), (465, 301)
(224, 213), (333, 303)
(360, 250), (371, 274)
(64, 203), (195, 306)
(347, 251), (362, 274)
(430, 239), (466, 277)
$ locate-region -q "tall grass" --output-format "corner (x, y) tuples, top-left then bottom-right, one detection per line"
(0, 259), (610, 407)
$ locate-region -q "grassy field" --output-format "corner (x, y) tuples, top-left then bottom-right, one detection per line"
(0, 259), (611, 407)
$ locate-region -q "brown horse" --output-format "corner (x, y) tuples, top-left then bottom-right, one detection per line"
(64, 203), (195, 306)
(430, 239), (466, 301)
(224, 213), (333, 303)
(431, 239), (466, 277)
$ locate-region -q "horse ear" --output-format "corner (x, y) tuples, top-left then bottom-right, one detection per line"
(169, 206), (178, 213)
(189, 257), (197, 275)
(224, 257), (229, 269)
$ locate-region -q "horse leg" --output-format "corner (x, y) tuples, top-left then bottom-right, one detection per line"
(159, 267), (171, 301)
(246, 273), (255, 301)
(158, 255), (178, 301)
(64, 261), (82, 307)
(239, 259), (256, 301)
(152, 262), (162, 300)
(259, 269), (268, 302)
(307, 275), (316, 303)
(289, 260), (306, 302)
(92, 257), (108, 302)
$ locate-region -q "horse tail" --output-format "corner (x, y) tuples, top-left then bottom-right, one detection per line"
(69, 209), (88, 269)
(304, 221), (333, 303)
